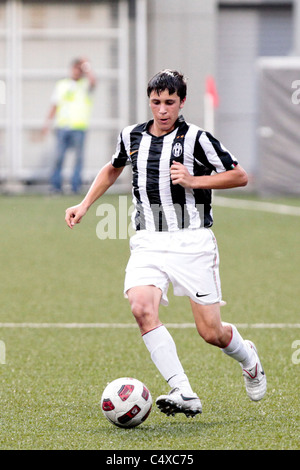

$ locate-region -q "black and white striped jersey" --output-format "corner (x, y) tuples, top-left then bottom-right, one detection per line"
(111, 115), (238, 232)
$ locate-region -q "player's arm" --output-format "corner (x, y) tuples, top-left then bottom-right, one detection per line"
(65, 162), (124, 228)
(80, 58), (97, 91)
(170, 161), (248, 190)
(41, 104), (57, 136)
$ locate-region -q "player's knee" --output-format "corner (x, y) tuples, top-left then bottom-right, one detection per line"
(130, 299), (154, 323)
(198, 326), (224, 347)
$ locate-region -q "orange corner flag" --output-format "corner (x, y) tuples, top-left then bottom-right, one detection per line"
(205, 76), (219, 108)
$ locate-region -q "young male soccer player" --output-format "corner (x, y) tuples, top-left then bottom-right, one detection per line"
(65, 70), (266, 417)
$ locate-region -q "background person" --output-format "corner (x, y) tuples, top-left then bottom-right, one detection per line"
(43, 57), (96, 193)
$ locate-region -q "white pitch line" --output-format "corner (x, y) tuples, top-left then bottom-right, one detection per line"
(0, 323), (138, 329)
(0, 322), (299, 329)
(213, 196), (300, 216)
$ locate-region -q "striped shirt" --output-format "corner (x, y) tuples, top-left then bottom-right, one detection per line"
(111, 115), (238, 232)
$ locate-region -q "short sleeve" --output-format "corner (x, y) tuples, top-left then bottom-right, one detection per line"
(197, 131), (238, 173)
(111, 131), (129, 168)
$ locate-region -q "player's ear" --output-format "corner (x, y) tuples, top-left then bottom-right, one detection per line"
(180, 97), (186, 109)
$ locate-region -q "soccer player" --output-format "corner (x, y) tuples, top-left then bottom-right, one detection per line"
(65, 70), (266, 417)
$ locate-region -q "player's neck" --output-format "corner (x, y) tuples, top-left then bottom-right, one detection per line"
(148, 121), (175, 137)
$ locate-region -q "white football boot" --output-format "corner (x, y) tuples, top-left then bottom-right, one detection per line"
(242, 340), (267, 401)
(156, 388), (202, 418)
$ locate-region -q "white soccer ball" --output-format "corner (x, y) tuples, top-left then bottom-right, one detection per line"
(101, 377), (152, 428)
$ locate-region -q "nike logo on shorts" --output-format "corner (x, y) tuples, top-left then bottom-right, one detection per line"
(196, 292), (210, 298)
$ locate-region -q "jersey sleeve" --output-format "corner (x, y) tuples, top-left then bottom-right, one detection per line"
(111, 131), (129, 168)
(196, 131), (238, 173)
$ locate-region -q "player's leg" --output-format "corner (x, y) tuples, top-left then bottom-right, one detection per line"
(127, 285), (162, 334)
(50, 128), (69, 192)
(71, 129), (85, 193)
(127, 285), (202, 416)
(127, 285), (191, 387)
(190, 300), (251, 355)
(190, 300), (267, 401)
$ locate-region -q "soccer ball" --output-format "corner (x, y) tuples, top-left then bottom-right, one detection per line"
(101, 377), (152, 428)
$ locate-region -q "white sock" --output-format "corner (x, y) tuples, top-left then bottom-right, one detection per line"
(142, 325), (194, 394)
(222, 323), (256, 369)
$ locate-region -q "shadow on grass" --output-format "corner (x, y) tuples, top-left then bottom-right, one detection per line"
(90, 412), (263, 450)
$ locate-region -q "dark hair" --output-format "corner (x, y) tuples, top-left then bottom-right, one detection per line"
(147, 69), (187, 101)
(71, 58), (83, 67)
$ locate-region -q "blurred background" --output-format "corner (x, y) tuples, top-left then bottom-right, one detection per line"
(0, 0), (300, 196)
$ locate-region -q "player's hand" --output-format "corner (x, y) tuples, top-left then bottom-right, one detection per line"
(65, 203), (88, 229)
(170, 161), (194, 188)
(80, 58), (92, 74)
(40, 125), (50, 138)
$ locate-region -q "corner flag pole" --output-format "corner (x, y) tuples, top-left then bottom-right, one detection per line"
(204, 76), (219, 134)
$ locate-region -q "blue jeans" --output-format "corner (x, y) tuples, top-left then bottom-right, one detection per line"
(51, 128), (86, 193)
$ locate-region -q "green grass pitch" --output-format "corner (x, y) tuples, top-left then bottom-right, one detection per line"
(0, 193), (299, 450)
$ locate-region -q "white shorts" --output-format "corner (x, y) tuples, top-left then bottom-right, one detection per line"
(124, 228), (223, 306)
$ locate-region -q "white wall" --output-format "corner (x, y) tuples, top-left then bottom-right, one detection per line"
(147, 0), (217, 128)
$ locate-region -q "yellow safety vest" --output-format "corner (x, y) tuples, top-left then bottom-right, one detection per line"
(53, 78), (93, 130)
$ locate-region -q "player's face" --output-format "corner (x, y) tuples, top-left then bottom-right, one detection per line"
(71, 63), (83, 80)
(149, 90), (186, 136)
